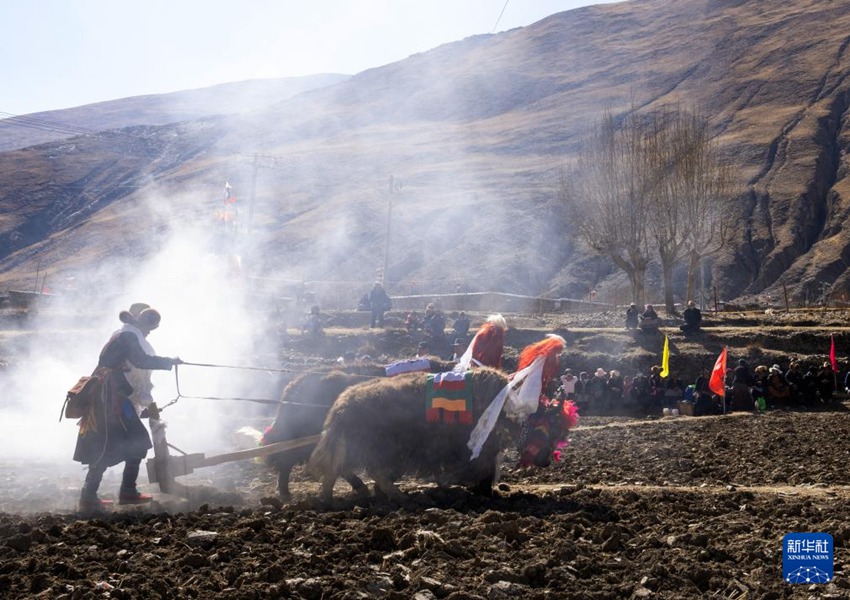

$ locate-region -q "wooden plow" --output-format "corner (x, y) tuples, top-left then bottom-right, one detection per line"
(142, 373), (322, 497)
(145, 428), (321, 497)
(142, 359), (368, 498)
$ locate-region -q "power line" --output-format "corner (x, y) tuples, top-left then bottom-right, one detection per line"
(491, 0), (510, 33)
(0, 110), (144, 143)
(0, 111), (98, 137)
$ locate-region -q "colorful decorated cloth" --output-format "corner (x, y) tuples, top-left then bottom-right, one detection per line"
(426, 371), (473, 424)
(517, 400), (579, 467)
(385, 357), (431, 377)
(466, 350), (580, 462)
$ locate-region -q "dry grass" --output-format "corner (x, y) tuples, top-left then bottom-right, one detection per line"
(3, 1), (850, 301)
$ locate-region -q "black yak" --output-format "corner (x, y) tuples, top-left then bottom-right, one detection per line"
(263, 358), (455, 499)
(307, 367), (524, 502)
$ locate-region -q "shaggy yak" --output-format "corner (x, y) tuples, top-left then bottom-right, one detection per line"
(263, 359), (455, 499)
(307, 367), (533, 502)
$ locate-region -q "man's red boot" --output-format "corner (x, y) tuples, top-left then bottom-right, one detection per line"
(118, 489), (153, 505)
(79, 496), (114, 515)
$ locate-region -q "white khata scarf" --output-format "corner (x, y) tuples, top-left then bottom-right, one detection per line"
(466, 355), (546, 460)
(117, 323), (156, 412)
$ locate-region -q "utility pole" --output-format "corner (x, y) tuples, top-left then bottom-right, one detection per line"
(33, 258), (41, 293)
(248, 154), (259, 235)
(820, 281), (832, 307)
(233, 152), (277, 235)
(382, 175), (397, 285)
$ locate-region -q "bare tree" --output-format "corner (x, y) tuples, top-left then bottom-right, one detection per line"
(679, 121), (735, 304)
(644, 108), (691, 313)
(562, 105), (737, 309)
(651, 107), (736, 306)
(560, 110), (655, 304)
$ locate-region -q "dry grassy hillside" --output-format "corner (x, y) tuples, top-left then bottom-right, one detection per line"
(0, 75), (348, 153)
(1, 0), (850, 307)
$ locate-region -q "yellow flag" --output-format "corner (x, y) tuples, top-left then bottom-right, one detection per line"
(660, 334), (670, 378)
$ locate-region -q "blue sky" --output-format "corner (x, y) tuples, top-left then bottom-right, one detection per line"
(2, 0), (619, 115)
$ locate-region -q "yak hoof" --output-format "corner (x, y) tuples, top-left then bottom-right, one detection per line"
(371, 475), (405, 503)
(468, 479), (495, 497)
(344, 474), (369, 496)
(277, 481), (292, 501)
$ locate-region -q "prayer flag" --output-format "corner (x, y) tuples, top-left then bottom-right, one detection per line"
(708, 347), (727, 397)
(830, 334), (839, 372)
(660, 335), (670, 378)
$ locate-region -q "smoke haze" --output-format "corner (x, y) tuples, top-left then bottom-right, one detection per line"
(0, 205), (281, 498)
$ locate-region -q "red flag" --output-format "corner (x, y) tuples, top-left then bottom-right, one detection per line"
(708, 347), (727, 397)
(830, 335), (839, 372)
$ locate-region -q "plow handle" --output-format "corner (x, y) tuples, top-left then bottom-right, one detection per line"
(194, 434), (323, 468)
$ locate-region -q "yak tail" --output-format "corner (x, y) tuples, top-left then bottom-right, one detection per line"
(307, 421), (346, 480)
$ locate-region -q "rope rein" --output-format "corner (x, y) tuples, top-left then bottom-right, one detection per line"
(159, 361), (383, 412)
(180, 360), (295, 373)
(180, 360), (380, 378)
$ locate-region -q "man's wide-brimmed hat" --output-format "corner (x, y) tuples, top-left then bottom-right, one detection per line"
(119, 305), (161, 330)
(137, 308), (161, 331)
(129, 302), (150, 317)
(595, 368), (607, 377)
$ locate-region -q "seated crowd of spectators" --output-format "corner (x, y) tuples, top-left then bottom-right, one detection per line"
(404, 304), (470, 338)
(556, 359), (843, 417)
(342, 292), (841, 420)
(626, 301), (702, 334)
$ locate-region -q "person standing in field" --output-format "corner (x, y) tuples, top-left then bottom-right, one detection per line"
(625, 303), (639, 330)
(73, 307), (181, 513)
(368, 282), (392, 328)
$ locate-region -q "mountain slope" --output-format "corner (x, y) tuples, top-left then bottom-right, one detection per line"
(0, 74), (348, 153)
(1, 0), (850, 307)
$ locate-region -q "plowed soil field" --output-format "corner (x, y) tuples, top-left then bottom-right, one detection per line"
(3, 410), (850, 599)
(2, 307), (850, 599)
